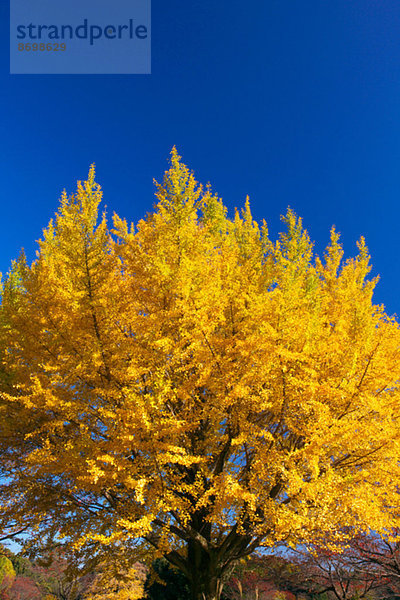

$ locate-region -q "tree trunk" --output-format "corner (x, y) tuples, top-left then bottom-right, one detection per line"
(189, 574), (223, 600)
(187, 539), (224, 600)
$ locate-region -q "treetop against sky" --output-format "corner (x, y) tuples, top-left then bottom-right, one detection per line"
(2, 2), (400, 314)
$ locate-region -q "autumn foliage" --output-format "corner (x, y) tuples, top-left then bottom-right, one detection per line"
(1, 150), (400, 599)
(0, 556), (15, 598)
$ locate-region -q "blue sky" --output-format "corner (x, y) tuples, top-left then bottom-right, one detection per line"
(1, 1), (400, 313)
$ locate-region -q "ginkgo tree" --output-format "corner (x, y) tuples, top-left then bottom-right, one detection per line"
(1, 149), (400, 600)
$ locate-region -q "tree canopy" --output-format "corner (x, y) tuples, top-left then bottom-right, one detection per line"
(1, 149), (400, 600)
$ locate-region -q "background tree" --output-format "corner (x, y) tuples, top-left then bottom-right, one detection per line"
(145, 559), (190, 600)
(222, 554), (324, 600)
(223, 564), (280, 600)
(84, 563), (145, 600)
(350, 532), (400, 593)
(8, 576), (41, 600)
(0, 556), (15, 599)
(1, 151), (400, 600)
(32, 551), (94, 600)
(289, 544), (385, 600)
(0, 548), (94, 600)
(320, 532), (400, 599)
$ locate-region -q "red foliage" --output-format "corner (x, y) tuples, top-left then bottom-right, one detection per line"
(8, 576), (41, 600)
